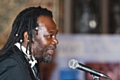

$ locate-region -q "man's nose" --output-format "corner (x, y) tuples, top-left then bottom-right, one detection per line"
(52, 38), (59, 45)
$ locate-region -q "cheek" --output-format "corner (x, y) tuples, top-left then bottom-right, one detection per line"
(41, 37), (47, 44)
(37, 34), (48, 46)
(33, 39), (47, 53)
(33, 35), (51, 53)
(34, 40), (43, 50)
(45, 38), (52, 45)
(38, 36), (51, 47)
(32, 42), (42, 57)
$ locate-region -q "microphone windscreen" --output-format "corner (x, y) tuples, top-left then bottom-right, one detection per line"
(68, 59), (78, 69)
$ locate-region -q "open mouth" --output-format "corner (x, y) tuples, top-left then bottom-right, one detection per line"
(45, 45), (56, 56)
(47, 49), (54, 55)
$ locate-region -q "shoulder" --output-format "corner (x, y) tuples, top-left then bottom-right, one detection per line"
(0, 51), (31, 80)
(0, 46), (25, 63)
(0, 53), (19, 72)
(0, 49), (19, 63)
(0, 47), (24, 73)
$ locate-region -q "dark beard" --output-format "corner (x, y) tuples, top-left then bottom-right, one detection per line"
(43, 55), (52, 63)
(39, 55), (52, 63)
(38, 45), (56, 63)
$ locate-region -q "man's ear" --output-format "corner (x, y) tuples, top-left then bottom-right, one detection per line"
(23, 31), (28, 43)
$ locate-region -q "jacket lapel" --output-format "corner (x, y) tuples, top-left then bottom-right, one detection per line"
(12, 46), (38, 80)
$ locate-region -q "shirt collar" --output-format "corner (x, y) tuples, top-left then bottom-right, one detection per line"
(14, 42), (37, 68)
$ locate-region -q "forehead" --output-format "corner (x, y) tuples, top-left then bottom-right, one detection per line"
(37, 16), (58, 33)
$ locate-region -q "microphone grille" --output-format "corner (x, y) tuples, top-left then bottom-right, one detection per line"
(68, 59), (78, 69)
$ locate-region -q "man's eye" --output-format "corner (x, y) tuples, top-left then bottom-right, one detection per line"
(46, 34), (53, 38)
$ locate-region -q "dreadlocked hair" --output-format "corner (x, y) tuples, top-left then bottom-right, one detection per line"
(0, 6), (53, 55)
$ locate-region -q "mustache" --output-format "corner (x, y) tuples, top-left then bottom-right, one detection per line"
(46, 44), (56, 50)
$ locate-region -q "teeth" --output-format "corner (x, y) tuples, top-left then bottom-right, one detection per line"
(47, 50), (53, 55)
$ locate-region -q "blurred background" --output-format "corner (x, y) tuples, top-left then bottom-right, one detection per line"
(0, 0), (120, 80)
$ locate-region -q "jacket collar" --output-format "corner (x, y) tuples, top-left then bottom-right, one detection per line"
(14, 43), (37, 68)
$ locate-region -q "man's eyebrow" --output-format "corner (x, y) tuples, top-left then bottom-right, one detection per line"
(49, 30), (59, 34)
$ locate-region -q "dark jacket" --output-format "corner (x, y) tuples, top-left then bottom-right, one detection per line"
(0, 46), (37, 80)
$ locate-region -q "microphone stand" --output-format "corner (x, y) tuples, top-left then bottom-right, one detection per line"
(91, 74), (100, 80)
(91, 73), (112, 80)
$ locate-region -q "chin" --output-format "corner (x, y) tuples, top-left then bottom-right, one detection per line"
(43, 56), (52, 63)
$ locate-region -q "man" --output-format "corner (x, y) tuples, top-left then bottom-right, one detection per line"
(0, 6), (58, 80)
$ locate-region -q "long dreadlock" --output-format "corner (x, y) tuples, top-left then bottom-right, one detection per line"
(0, 6), (53, 80)
(0, 6), (53, 55)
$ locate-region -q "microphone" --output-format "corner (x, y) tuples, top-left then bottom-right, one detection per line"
(68, 59), (111, 79)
